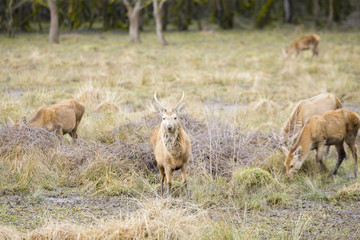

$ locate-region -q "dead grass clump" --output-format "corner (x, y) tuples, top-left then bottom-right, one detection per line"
(25, 222), (87, 240)
(23, 199), (211, 240)
(0, 226), (20, 240)
(335, 182), (360, 201)
(90, 199), (210, 239)
(248, 98), (279, 115)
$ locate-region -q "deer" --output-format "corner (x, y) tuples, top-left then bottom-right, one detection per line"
(281, 93), (342, 145)
(281, 109), (360, 179)
(8, 99), (85, 140)
(150, 91), (191, 196)
(282, 34), (321, 58)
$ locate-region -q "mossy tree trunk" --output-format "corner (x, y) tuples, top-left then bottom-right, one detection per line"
(255, 0), (276, 29)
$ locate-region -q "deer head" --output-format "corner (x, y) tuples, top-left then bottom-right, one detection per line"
(154, 91), (184, 133)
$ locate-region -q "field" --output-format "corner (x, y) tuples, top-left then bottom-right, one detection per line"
(0, 28), (360, 239)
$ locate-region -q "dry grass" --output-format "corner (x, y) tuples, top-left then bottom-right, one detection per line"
(0, 29), (359, 238)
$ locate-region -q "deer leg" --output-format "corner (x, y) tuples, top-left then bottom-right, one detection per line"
(323, 145), (330, 159)
(55, 124), (63, 138)
(345, 138), (357, 178)
(70, 120), (80, 140)
(158, 165), (165, 196)
(181, 163), (188, 197)
(315, 144), (325, 178)
(331, 143), (346, 176)
(165, 167), (173, 196)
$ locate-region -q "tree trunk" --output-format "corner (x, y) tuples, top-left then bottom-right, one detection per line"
(283, 0), (293, 23)
(6, 0), (14, 37)
(327, 0), (333, 27)
(48, 0), (59, 43)
(124, 0), (142, 43)
(313, 0), (319, 26)
(153, 0), (167, 45)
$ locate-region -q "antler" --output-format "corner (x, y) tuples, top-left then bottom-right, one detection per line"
(154, 91), (166, 111)
(174, 91), (184, 111)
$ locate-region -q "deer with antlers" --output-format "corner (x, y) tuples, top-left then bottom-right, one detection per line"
(150, 91), (191, 196)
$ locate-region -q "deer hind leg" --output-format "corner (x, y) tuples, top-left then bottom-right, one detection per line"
(70, 120), (80, 140)
(331, 143), (346, 176)
(158, 165), (165, 196)
(55, 124), (63, 137)
(164, 166), (173, 196)
(345, 138), (358, 178)
(181, 163), (188, 197)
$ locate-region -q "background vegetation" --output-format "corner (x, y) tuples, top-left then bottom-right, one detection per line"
(0, 0), (360, 238)
(0, 28), (359, 238)
(2, 0), (360, 37)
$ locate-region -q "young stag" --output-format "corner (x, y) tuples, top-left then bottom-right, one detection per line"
(282, 109), (360, 179)
(150, 92), (191, 196)
(8, 99), (85, 140)
(282, 34), (321, 58)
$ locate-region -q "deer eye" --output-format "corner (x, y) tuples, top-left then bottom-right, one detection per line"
(162, 117), (165, 120)
(290, 164), (294, 169)
(174, 117), (177, 120)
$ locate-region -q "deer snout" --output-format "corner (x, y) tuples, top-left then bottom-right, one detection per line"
(167, 125), (173, 131)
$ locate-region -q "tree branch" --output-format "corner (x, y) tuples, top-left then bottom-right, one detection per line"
(122, 0), (132, 12)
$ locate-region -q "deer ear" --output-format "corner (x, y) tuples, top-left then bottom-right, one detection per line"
(295, 146), (302, 157)
(175, 104), (185, 113)
(153, 103), (165, 114)
(7, 117), (15, 126)
(281, 146), (289, 156)
(21, 116), (27, 124)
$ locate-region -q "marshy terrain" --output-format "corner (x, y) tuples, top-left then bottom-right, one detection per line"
(0, 29), (360, 239)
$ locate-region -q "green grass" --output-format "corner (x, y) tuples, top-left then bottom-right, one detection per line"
(0, 29), (360, 238)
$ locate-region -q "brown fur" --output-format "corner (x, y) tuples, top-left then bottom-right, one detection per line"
(282, 109), (360, 178)
(285, 34), (321, 57)
(151, 94), (191, 196)
(9, 99), (85, 139)
(282, 93), (342, 142)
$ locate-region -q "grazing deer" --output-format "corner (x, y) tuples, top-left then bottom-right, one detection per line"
(150, 91), (191, 196)
(282, 109), (360, 179)
(282, 34), (321, 58)
(282, 93), (342, 144)
(8, 99), (85, 140)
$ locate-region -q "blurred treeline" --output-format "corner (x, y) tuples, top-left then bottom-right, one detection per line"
(1, 0), (360, 35)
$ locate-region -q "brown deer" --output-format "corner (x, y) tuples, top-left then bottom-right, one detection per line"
(8, 99), (85, 140)
(282, 109), (360, 179)
(281, 93), (342, 144)
(282, 34), (321, 58)
(150, 92), (191, 196)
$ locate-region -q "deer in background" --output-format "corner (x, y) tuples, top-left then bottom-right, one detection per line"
(282, 109), (360, 179)
(8, 99), (85, 140)
(151, 91), (191, 196)
(282, 34), (321, 58)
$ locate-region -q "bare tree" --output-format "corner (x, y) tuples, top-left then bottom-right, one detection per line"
(123, 0), (142, 43)
(153, 0), (167, 45)
(48, 0), (59, 43)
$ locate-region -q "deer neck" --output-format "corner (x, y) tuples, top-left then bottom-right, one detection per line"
(161, 127), (182, 158)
